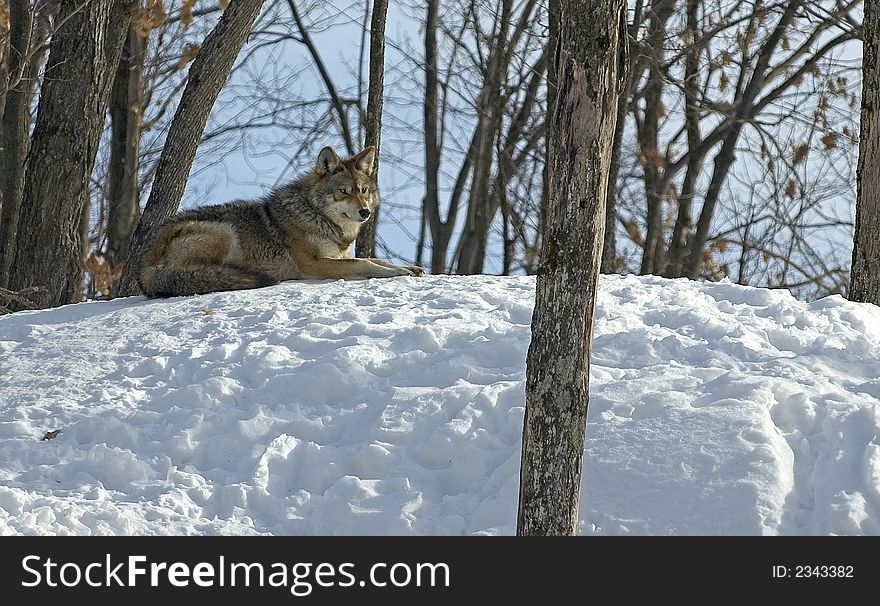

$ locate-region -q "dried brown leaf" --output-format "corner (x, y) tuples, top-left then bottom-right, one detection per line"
(625, 220), (643, 246)
(133, 0), (167, 42)
(81, 252), (123, 295)
(821, 133), (838, 150)
(792, 143), (809, 166)
(181, 0), (197, 29)
(178, 43), (200, 69)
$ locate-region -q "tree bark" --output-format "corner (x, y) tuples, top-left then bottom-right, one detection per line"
(106, 25), (144, 267)
(851, 0), (880, 305)
(116, 0), (268, 296)
(517, 0), (625, 535)
(5, 0), (136, 308)
(0, 0), (33, 288)
(355, 0), (388, 259)
(0, 2), (11, 146)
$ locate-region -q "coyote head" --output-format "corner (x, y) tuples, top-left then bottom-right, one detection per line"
(311, 146), (377, 227)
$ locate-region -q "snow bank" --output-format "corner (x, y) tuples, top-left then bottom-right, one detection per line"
(0, 275), (878, 535)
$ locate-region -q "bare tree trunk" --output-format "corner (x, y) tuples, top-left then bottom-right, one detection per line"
(517, 0), (625, 535)
(415, 200), (427, 268)
(539, 0), (559, 264)
(638, 0), (674, 276)
(5, 0), (137, 308)
(0, 3), (10, 147)
(0, 0), (33, 288)
(423, 0), (442, 273)
(422, 0), (467, 275)
(116, 0), (268, 296)
(602, 93), (625, 274)
(602, 0), (642, 274)
(422, 0), (440, 274)
(501, 195), (513, 275)
(664, 0), (698, 277)
(851, 0), (880, 305)
(454, 0), (512, 275)
(475, 50), (547, 276)
(355, 0), (388, 259)
(105, 25), (144, 267)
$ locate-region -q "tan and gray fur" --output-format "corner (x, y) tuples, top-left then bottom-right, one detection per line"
(138, 146), (424, 297)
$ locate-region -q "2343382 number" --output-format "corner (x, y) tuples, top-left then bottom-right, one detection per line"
(795, 565), (854, 578)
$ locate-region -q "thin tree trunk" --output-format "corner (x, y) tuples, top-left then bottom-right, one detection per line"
(106, 25), (144, 267)
(664, 0), (699, 277)
(0, 0), (33, 288)
(415, 199), (427, 268)
(355, 0), (388, 259)
(5, 0), (136, 308)
(638, 0), (674, 276)
(0, 5), (10, 146)
(517, 0), (626, 535)
(423, 0), (468, 275)
(423, 0), (441, 273)
(500, 174), (513, 275)
(601, 0), (641, 274)
(116, 0), (268, 296)
(463, 49), (547, 276)
(539, 0), (559, 264)
(850, 0), (880, 304)
(454, 0), (512, 275)
(602, 91), (626, 274)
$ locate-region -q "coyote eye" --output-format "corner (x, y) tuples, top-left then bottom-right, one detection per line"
(339, 188), (347, 195)
(361, 187), (369, 194)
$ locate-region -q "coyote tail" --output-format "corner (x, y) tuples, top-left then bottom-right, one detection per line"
(139, 263), (277, 298)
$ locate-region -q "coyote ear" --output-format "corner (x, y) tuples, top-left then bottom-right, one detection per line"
(353, 146), (376, 175)
(316, 147), (341, 174)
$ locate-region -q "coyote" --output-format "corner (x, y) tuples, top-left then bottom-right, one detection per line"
(138, 146), (424, 297)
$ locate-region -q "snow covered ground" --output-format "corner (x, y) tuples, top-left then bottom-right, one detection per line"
(0, 274), (878, 535)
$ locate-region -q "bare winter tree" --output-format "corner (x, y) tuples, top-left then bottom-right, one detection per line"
(517, 0), (626, 535)
(4, 0), (137, 309)
(355, 0), (389, 258)
(851, 0), (880, 304)
(105, 23), (145, 269)
(116, 0), (268, 296)
(0, 0), (45, 288)
(601, 0), (642, 274)
(609, 0), (860, 299)
(408, 0), (547, 275)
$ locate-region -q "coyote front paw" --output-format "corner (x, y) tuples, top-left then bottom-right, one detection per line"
(384, 266), (415, 277)
(405, 266), (426, 277)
